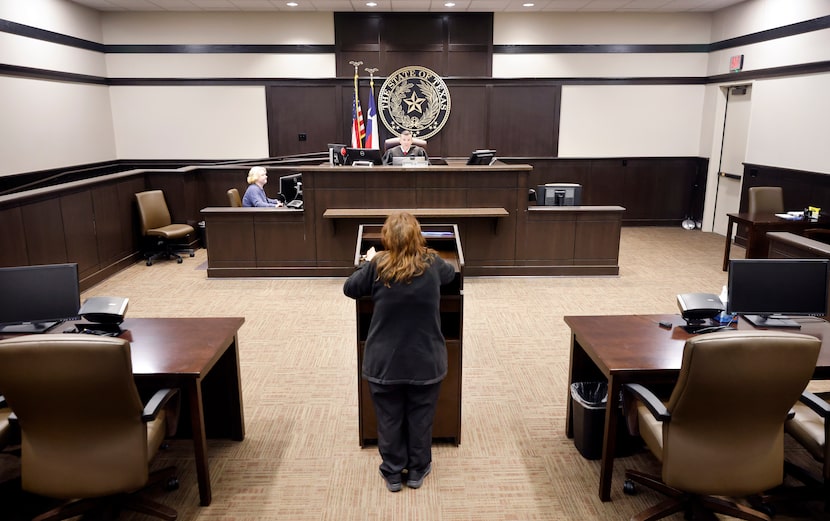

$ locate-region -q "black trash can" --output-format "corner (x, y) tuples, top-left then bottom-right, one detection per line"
(570, 382), (636, 460)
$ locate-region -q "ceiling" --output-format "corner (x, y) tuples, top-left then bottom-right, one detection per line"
(67, 0), (748, 13)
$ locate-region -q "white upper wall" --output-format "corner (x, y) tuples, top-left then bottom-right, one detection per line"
(494, 12), (712, 44)
(0, 0), (103, 41)
(710, 0), (830, 41)
(101, 12), (334, 45)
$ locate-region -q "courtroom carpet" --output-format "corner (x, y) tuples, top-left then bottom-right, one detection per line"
(1, 227), (827, 520)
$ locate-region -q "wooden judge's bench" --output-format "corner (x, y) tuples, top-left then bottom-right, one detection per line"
(201, 161), (625, 278)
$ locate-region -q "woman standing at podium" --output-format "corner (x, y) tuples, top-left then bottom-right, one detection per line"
(343, 212), (455, 492)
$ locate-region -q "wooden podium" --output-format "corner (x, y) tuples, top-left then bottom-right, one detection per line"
(353, 223), (464, 447)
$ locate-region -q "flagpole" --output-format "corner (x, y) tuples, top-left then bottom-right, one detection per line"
(349, 60), (363, 148)
(365, 67), (379, 150)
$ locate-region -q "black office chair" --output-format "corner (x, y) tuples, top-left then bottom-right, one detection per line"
(135, 190), (195, 266)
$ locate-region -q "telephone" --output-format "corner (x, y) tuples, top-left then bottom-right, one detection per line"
(286, 199), (303, 209)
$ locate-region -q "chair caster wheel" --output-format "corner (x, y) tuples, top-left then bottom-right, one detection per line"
(189, 252), (195, 257)
(164, 477), (180, 491)
(177, 258), (183, 264)
(623, 479), (636, 495)
(146, 260), (153, 266)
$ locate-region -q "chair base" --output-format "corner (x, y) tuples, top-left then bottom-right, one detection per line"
(32, 466), (178, 521)
(624, 469), (772, 521)
(143, 239), (195, 266)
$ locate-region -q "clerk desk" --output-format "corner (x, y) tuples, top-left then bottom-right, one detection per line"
(564, 314), (830, 502)
(0, 317), (246, 507)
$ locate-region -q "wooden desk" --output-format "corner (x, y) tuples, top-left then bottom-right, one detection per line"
(722, 212), (828, 271)
(0, 317), (247, 506)
(564, 314), (830, 502)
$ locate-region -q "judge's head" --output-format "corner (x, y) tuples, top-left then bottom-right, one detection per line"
(399, 130), (413, 151)
(247, 166), (268, 186)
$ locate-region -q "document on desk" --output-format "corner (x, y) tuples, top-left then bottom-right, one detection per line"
(775, 212), (805, 220)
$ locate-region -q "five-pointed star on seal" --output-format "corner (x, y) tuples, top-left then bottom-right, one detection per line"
(403, 91), (425, 114)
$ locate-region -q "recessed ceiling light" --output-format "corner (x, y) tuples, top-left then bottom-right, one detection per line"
(445, 2), (456, 7)
(366, 2), (377, 6)
(523, 2), (535, 6)
(286, 2), (298, 6)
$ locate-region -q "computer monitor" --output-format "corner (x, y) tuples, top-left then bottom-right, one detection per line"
(391, 156), (428, 167)
(0, 263), (81, 333)
(327, 143), (347, 166)
(727, 258), (830, 328)
(344, 147), (383, 166)
(536, 183), (582, 206)
(279, 173), (302, 202)
(466, 149), (496, 166)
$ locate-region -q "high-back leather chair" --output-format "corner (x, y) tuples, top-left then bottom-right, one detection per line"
(135, 189), (195, 266)
(0, 334), (180, 521)
(623, 330), (820, 521)
(384, 136), (427, 152)
(227, 188), (242, 207)
(747, 186), (784, 214)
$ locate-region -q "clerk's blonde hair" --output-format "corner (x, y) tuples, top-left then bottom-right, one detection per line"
(374, 212), (436, 286)
(247, 166), (267, 184)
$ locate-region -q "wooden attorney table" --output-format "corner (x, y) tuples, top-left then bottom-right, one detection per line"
(2, 317), (246, 507)
(722, 212), (829, 271)
(564, 314), (830, 502)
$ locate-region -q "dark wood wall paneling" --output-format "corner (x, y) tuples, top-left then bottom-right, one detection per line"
(267, 79), (560, 159)
(509, 157), (708, 225)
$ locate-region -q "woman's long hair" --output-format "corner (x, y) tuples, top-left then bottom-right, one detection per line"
(374, 212), (435, 286)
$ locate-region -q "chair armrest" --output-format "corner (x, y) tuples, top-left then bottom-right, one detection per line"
(0, 395), (6, 408)
(142, 388), (179, 422)
(797, 391), (830, 418)
(624, 383), (670, 422)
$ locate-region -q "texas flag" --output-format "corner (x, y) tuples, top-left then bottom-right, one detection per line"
(364, 78), (379, 150)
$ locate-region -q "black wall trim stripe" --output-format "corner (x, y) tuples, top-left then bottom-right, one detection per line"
(709, 15), (830, 51)
(2, 14), (828, 55)
(494, 44), (708, 53)
(0, 63), (108, 85)
(105, 44), (336, 53)
(0, 19), (104, 52)
(10, 60), (828, 87)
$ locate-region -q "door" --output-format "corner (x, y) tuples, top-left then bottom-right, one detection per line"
(712, 85), (752, 236)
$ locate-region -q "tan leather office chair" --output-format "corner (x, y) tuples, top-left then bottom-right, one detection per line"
(227, 188), (242, 207)
(785, 391), (830, 510)
(384, 136), (427, 151)
(0, 395), (12, 449)
(622, 330), (820, 521)
(135, 189), (195, 266)
(747, 186), (784, 214)
(0, 334), (180, 521)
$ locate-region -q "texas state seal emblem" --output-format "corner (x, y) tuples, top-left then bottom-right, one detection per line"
(378, 66), (451, 140)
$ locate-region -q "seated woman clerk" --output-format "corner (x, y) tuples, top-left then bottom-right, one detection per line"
(242, 166), (284, 207)
(382, 130), (429, 165)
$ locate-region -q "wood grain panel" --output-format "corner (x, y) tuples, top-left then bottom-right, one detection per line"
(60, 189), (99, 278)
(267, 86), (339, 156)
(22, 199), (67, 265)
(0, 207), (28, 267)
(489, 85), (560, 157)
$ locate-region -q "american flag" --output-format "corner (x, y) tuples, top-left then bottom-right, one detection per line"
(351, 71), (365, 148)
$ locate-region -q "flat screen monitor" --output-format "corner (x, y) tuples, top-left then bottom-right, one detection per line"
(344, 147), (383, 166)
(466, 149), (496, 166)
(0, 263), (81, 333)
(327, 143), (347, 166)
(391, 156), (428, 167)
(727, 258), (830, 328)
(279, 173), (302, 202)
(536, 183), (582, 206)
